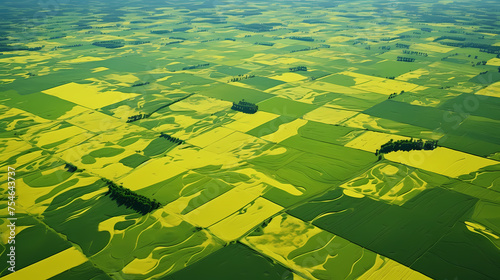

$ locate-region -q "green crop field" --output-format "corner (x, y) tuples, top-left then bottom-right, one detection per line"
(1, 0), (500, 279)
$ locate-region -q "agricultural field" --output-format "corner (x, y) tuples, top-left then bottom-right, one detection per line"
(0, 0), (499, 279)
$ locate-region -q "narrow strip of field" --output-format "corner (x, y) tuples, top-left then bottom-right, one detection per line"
(1, 247), (87, 280)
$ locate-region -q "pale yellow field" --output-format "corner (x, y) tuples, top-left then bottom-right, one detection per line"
(1, 247), (87, 280)
(209, 197), (283, 242)
(34, 125), (88, 147)
(412, 43), (456, 53)
(345, 131), (409, 153)
(303, 106), (358, 125)
(244, 213), (430, 280)
(397, 68), (429, 81)
(119, 158), (187, 191)
(187, 126), (236, 148)
(465, 221), (500, 247)
(183, 188), (260, 228)
(325, 36), (355, 43)
(342, 113), (398, 133)
(224, 111), (279, 132)
(270, 73), (307, 82)
(66, 110), (125, 133)
(474, 81), (500, 98)
(17, 171), (104, 215)
(204, 131), (266, 154)
(385, 147), (499, 178)
(340, 164), (428, 206)
(306, 81), (369, 94)
(236, 168), (303, 196)
(0, 53), (63, 64)
(60, 56), (104, 64)
(92, 67), (109, 73)
(1, 107), (50, 131)
(339, 71), (422, 95)
(57, 105), (89, 120)
(268, 86), (319, 104)
(262, 119), (308, 143)
(169, 95), (232, 114)
(357, 255), (431, 280)
(166, 146), (240, 170)
(43, 82), (139, 109)
(152, 114), (201, 133)
(246, 53), (279, 65)
(486, 58), (500, 66)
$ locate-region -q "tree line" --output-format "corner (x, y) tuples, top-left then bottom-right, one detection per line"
(254, 42), (274, 46)
(375, 138), (438, 156)
(397, 56), (415, 62)
(159, 132), (184, 144)
(103, 178), (161, 215)
(228, 74), (255, 83)
(403, 50), (428, 57)
(387, 90), (404, 99)
(92, 40), (124, 48)
(131, 81), (150, 87)
(182, 63), (209, 70)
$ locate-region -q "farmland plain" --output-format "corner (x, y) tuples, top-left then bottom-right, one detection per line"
(1, 0), (500, 279)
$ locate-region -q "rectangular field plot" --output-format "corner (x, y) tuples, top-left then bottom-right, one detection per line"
(43, 82), (139, 109)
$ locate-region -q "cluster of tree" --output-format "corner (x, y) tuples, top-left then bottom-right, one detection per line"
(92, 40), (124, 48)
(232, 100), (258, 114)
(376, 138), (438, 156)
(165, 41), (183, 46)
(397, 56), (415, 62)
(182, 63), (209, 70)
(236, 23), (282, 33)
(379, 46), (391, 50)
(169, 36), (187, 40)
(472, 61), (488, 66)
(434, 36), (466, 42)
(50, 44), (83, 51)
(396, 43), (410, 49)
(200, 38), (223, 43)
(254, 42), (274, 46)
(103, 179), (161, 215)
(224, 38), (236, 41)
(127, 113), (150, 123)
(402, 50), (428, 57)
(49, 35), (66, 40)
(228, 74), (255, 83)
(289, 66), (307, 72)
(0, 45), (43, 52)
(150, 29), (171, 34)
(439, 42), (500, 54)
(131, 81), (150, 87)
(128, 40), (150, 45)
(476, 29), (500, 35)
(380, 36), (401, 42)
(159, 132), (183, 144)
(421, 28), (432, 32)
(290, 44), (329, 53)
(64, 163), (78, 173)
(173, 27), (192, 32)
(288, 36), (314, 42)
(387, 90), (404, 99)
